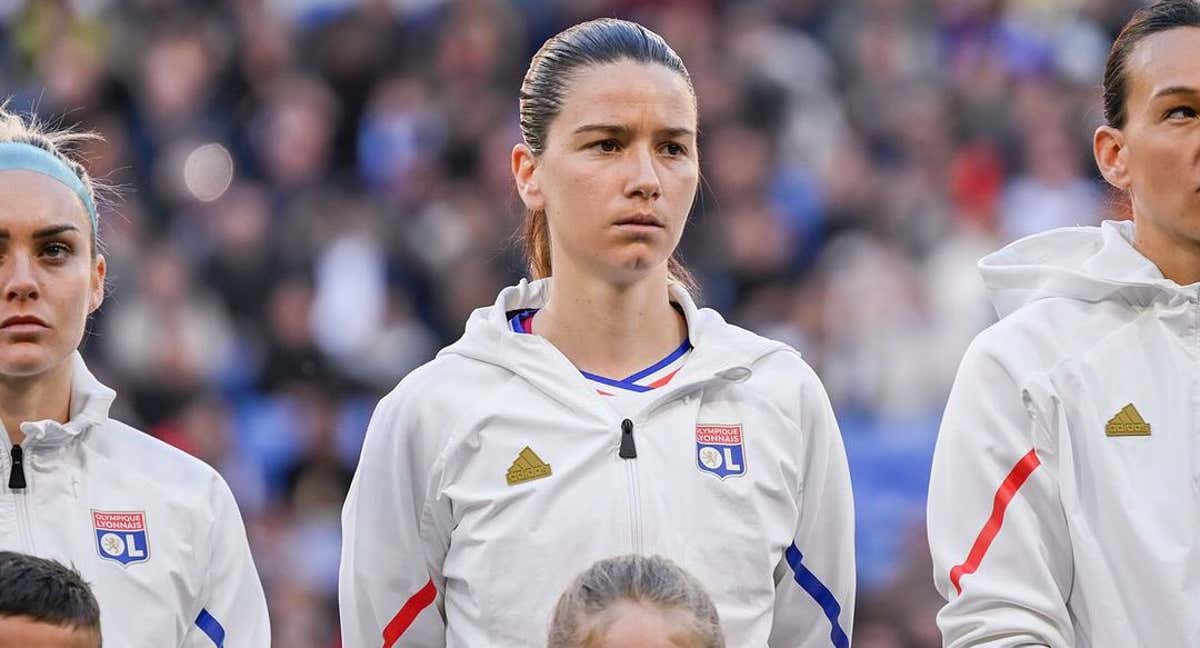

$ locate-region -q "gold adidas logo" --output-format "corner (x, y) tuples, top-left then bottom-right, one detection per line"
(506, 446), (552, 485)
(1105, 403), (1151, 437)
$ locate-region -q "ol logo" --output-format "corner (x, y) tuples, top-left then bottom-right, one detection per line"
(696, 424), (746, 479)
(92, 510), (150, 567)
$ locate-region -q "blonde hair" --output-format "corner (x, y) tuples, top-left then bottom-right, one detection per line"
(547, 554), (725, 648)
(0, 103), (103, 252)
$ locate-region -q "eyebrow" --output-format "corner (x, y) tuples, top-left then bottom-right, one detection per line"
(0, 225), (81, 240)
(573, 124), (695, 138)
(1152, 85), (1200, 100)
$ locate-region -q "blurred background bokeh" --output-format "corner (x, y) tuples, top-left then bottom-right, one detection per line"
(0, 0), (1140, 645)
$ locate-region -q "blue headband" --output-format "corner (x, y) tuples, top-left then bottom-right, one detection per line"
(0, 142), (97, 233)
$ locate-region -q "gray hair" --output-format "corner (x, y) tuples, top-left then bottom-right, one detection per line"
(547, 554), (724, 648)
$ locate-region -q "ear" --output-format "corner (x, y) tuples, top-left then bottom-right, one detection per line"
(1093, 125), (1130, 191)
(512, 143), (545, 212)
(89, 253), (106, 314)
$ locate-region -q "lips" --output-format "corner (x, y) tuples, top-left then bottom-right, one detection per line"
(615, 213), (664, 227)
(0, 315), (49, 329)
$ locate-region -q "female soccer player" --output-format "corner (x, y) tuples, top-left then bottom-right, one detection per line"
(927, 1), (1200, 645)
(340, 18), (854, 648)
(0, 107), (269, 646)
(547, 554), (724, 648)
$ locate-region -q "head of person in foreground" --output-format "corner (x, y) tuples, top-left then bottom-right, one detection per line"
(0, 105), (105, 386)
(1093, 0), (1200, 283)
(511, 17), (698, 291)
(0, 551), (101, 648)
(547, 554), (724, 648)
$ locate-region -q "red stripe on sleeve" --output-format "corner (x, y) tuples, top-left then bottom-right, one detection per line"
(382, 579), (437, 647)
(949, 448), (1042, 595)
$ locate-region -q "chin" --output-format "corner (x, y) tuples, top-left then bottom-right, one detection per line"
(0, 344), (63, 379)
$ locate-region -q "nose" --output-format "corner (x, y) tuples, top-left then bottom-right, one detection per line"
(3, 253), (39, 302)
(626, 146), (662, 201)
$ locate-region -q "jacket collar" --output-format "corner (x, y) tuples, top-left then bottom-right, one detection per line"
(16, 352), (116, 448)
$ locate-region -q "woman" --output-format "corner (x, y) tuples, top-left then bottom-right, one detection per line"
(340, 18), (854, 647)
(548, 554), (724, 648)
(927, 1), (1200, 645)
(0, 108), (269, 646)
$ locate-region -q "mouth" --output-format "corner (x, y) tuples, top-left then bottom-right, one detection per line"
(614, 213), (664, 229)
(0, 315), (49, 331)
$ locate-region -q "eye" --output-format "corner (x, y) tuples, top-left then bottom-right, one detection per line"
(41, 242), (73, 261)
(1165, 105), (1198, 120)
(660, 142), (688, 157)
(591, 139), (621, 153)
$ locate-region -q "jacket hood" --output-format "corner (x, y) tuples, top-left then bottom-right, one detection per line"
(980, 220), (1198, 319)
(437, 279), (787, 417)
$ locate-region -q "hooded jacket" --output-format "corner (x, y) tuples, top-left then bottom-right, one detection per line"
(340, 279), (855, 648)
(928, 220), (1200, 647)
(0, 353), (270, 647)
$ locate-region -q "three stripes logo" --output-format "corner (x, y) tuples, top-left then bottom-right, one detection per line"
(506, 446), (552, 485)
(1105, 403), (1151, 437)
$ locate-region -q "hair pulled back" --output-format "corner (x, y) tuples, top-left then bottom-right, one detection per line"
(518, 18), (696, 289)
(1103, 0), (1200, 128)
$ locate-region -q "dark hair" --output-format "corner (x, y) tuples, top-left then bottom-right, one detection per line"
(1103, 0), (1200, 128)
(517, 18), (697, 290)
(0, 551), (101, 641)
(548, 554), (724, 648)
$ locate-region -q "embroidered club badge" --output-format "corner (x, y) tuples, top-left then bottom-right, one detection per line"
(92, 510), (150, 567)
(696, 424), (746, 479)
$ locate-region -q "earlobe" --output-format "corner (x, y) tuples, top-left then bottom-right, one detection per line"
(1093, 125), (1130, 191)
(511, 144), (544, 211)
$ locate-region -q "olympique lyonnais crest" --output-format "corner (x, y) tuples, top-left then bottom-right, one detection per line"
(92, 510), (150, 567)
(696, 424), (746, 479)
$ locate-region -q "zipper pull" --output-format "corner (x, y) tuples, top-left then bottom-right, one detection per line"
(619, 419), (637, 459)
(8, 444), (26, 490)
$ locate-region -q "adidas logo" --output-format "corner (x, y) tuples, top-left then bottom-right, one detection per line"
(1105, 403), (1151, 437)
(506, 446), (552, 486)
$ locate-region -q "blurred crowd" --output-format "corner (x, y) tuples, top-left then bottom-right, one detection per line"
(0, 0), (1140, 645)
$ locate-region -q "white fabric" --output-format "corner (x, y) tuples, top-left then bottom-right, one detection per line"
(0, 352), (270, 647)
(928, 220), (1200, 647)
(340, 278), (855, 647)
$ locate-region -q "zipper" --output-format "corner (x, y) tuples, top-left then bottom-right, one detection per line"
(8, 444), (25, 489)
(2, 436), (36, 553)
(619, 419), (643, 554)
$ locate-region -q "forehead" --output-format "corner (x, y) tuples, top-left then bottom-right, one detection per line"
(0, 170), (90, 233)
(1124, 26), (1200, 105)
(0, 615), (97, 648)
(552, 60), (696, 133)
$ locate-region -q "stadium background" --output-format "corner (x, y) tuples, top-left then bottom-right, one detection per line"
(1, 0), (1139, 644)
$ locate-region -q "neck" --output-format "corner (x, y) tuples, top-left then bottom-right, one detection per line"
(1132, 218), (1200, 285)
(0, 359), (74, 445)
(535, 263), (687, 380)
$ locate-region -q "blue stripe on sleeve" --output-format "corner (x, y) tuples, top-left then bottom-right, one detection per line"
(195, 608), (226, 647)
(785, 542), (849, 648)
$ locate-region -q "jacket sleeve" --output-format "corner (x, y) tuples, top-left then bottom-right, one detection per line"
(769, 362), (855, 648)
(340, 382), (448, 648)
(927, 340), (1074, 647)
(182, 475), (271, 647)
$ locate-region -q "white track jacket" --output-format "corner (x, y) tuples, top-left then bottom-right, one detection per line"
(0, 353), (269, 647)
(928, 220), (1200, 647)
(340, 279), (855, 647)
